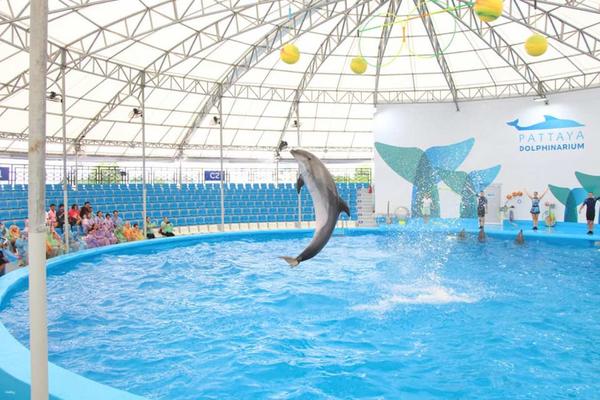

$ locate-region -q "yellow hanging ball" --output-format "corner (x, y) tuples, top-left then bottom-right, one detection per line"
(474, 0), (503, 22)
(525, 34), (548, 57)
(280, 44), (300, 64)
(350, 57), (367, 75)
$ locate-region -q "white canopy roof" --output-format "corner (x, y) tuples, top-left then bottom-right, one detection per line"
(1, 0), (599, 161)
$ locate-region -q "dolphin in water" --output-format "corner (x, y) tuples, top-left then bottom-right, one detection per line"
(457, 229), (466, 240)
(478, 227), (486, 243)
(515, 230), (524, 245)
(506, 115), (584, 131)
(281, 149), (350, 267)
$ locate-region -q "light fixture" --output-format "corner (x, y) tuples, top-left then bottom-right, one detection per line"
(129, 107), (143, 119)
(46, 91), (63, 103)
(292, 120), (300, 128)
(277, 140), (288, 152)
(533, 96), (549, 105)
(212, 116), (221, 125)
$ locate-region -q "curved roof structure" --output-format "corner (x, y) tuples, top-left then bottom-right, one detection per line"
(1, 0), (599, 161)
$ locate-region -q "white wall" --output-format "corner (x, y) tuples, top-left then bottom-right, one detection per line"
(374, 88), (600, 222)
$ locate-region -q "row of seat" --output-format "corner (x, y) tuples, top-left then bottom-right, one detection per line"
(0, 183), (363, 230)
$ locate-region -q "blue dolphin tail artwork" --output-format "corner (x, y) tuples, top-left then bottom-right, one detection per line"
(439, 165), (501, 218)
(548, 184), (587, 222)
(506, 115), (585, 131)
(376, 139), (475, 218)
(575, 171), (600, 196)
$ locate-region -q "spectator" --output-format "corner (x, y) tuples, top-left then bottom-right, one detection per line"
(46, 203), (57, 227)
(159, 217), (175, 237)
(132, 223), (144, 241)
(0, 238), (9, 277)
(104, 214), (115, 231)
(95, 211), (104, 225)
(68, 204), (81, 227)
(112, 210), (123, 227)
(80, 201), (92, 219)
(81, 213), (92, 234)
(56, 204), (66, 232)
(0, 221), (7, 239)
(145, 216), (156, 239)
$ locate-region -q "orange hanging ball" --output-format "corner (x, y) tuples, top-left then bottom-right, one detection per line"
(280, 44), (300, 64)
(518, 191), (523, 196)
(506, 194), (513, 200)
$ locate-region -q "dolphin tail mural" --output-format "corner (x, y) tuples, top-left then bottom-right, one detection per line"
(548, 184), (587, 222)
(439, 165), (501, 218)
(376, 139), (475, 218)
(575, 171), (600, 196)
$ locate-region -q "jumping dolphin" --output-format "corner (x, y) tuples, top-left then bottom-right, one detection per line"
(506, 115), (584, 131)
(478, 227), (486, 243)
(281, 149), (350, 267)
(515, 230), (524, 245)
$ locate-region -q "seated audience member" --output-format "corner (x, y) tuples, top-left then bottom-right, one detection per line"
(104, 214), (115, 231)
(81, 214), (92, 234)
(95, 211), (104, 225)
(46, 203), (57, 227)
(0, 238), (9, 277)
(8, 225), (21, 253)
(159, 217), (175, 237)
(0, 221), (7, 238)
(112, 210), (123, 228)
(15, 231), (28, 267)
(46, 227), (64, 258)
(56, 204), (66, 232)
(145, 216), (156, 239)
(80, 201), (92, 219)
(132, 223), (144, 241)
(68, 204), (81, 227)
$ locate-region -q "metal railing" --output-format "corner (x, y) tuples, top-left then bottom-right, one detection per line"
(0, 164), (372, 186)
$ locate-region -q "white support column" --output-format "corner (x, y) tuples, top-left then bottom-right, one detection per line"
(60, 48), (69, 253)
(141, 74), (147, 238)
(28, 1), (49, 399)
(296, 102), (302, 227)
(218, 87), (225, 231)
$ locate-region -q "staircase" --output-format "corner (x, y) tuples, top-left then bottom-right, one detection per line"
(356, 187), (376, 227)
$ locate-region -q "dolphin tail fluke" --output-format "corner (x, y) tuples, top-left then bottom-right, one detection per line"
(437, 170), (467, 194)
(575, 171), (600, 195)
(572, 188), (588, 205)
(339, 198), (350, 216)
(468, 165), (501, 192)
(506, 119), (519, 128)
(548, 184), (570, 205)
(280, 256), (300, 267)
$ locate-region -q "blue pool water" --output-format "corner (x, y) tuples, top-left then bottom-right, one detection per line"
(1, 230), (600, 399)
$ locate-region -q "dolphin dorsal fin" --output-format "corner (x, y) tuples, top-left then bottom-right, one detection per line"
(338, 198), (350, 216)
(544, 115), (557, 121)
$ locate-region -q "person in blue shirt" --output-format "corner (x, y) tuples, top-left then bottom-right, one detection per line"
(579, 192), (600, 235)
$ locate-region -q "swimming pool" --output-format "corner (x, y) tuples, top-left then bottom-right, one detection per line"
(1, 229), (599, 399)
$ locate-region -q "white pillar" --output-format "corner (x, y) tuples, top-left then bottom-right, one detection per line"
(141, 73), (147, 238)
(28, 1), (49, 399)
(60, 48), (69, 253)
(296, 102), (302, 227)
(218, 87), (225, 231)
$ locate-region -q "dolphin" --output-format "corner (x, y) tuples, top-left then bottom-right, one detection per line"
(281, 149), (350, 267)
(515, 230), (524, 245)
(457, 229), (466, 240)
(478, 227), (486, 243)
(506, 115), (584, 131)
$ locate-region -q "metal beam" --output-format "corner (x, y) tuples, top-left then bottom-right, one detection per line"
(277, 0), (388, 148)
(413, 0), (459, 110)
(175, 0), (358, 155)
(435, 0), (546, 97)
(374, 0), (402, 104)
(502, 0), (600, 62)
(70, 72), (143, 148)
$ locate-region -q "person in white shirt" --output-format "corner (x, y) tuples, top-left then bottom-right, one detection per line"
(421, 195), (433, 224)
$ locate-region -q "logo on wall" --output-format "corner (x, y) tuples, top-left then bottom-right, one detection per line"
(506, 115), (585, 153)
